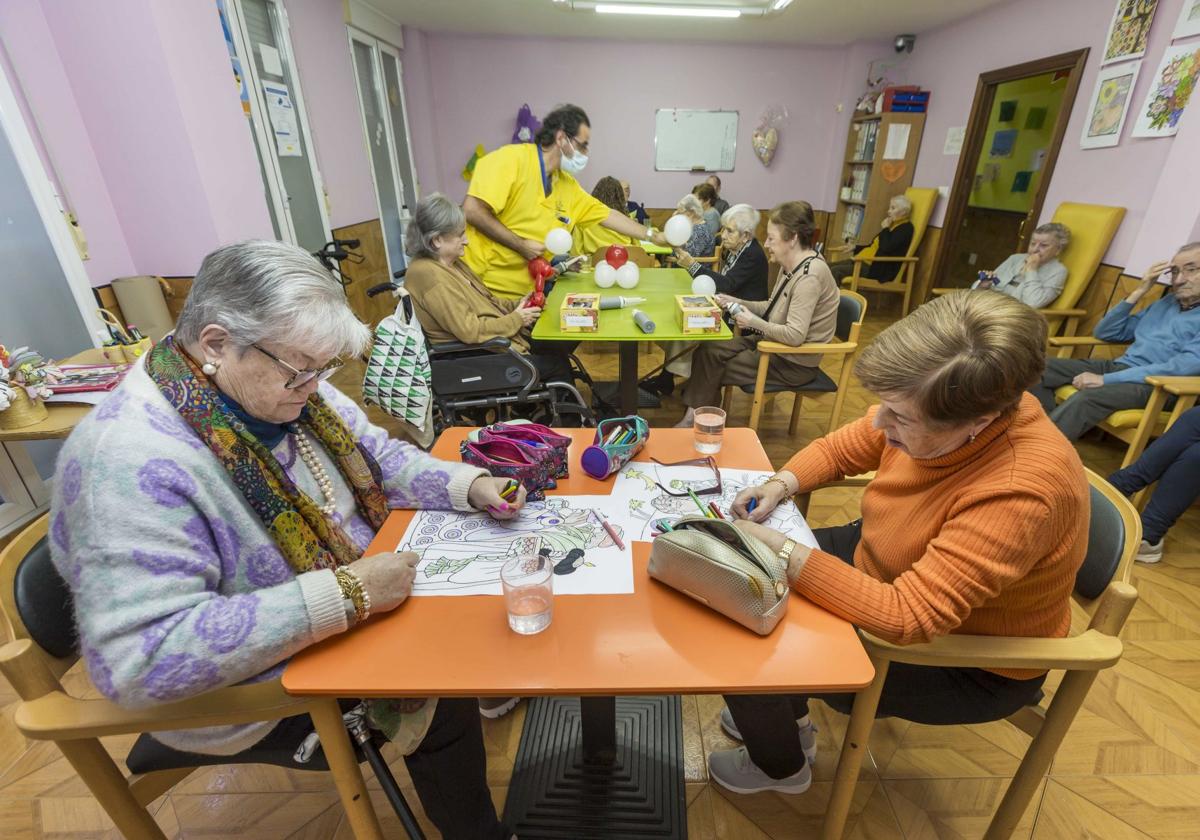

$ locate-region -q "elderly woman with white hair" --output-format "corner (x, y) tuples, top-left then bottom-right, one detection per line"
(829, 193), (914, 285)
(674, 203), (769, 300)
(972, 222), (1071, 308)
(672, 193), (716, 260)
(49, 240), (520, 839)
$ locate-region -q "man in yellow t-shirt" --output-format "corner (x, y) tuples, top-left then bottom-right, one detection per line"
(463, 104), (667, 299)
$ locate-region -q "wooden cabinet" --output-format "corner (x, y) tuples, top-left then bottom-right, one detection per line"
(830, 113), (925, 251)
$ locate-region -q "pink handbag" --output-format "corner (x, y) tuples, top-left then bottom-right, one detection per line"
(459, 438), (555, 501)
(479, 422), (571, 479)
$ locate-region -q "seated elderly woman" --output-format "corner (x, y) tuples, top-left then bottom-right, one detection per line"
(709, 290), (1088, 796)
(49, 240), (521, 839)
(828, 194), (914, 284)
(692, 182), (722, 238)
(676, 200), (838, 428)
(674, 203), (769, 300)
(671, 193), (716, 260)
(574, 175), (637, 256)
(404, 192), (576, 384)
(971, 222), (1071, 308)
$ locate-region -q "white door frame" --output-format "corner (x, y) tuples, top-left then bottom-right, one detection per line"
(378, 40), (421, 207)
(0, 57), (103, 345)
(225, 0), (332, 247)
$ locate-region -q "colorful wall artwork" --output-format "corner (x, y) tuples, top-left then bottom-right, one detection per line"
(1081, 61), (1142, 148)
(1103, 0), (1160, 66)
(1132, 41), (1200, 137)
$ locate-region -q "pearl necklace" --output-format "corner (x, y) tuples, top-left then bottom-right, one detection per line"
(295, 429), (337, 517)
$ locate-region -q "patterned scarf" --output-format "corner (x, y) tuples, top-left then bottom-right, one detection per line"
(146, 336), (388, 573)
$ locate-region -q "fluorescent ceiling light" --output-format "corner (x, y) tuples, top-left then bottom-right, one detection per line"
(771, 0), (793, 9)
(594, 4), (743, 18)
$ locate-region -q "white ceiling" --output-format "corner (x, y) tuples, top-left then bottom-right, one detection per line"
(381, 0), (1013, 46)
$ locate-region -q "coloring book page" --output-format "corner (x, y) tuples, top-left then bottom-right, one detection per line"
(612, 463), (817, 548)
(397, 495), (633, 596)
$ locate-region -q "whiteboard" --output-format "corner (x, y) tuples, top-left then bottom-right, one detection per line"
(654, 109), (738, 172)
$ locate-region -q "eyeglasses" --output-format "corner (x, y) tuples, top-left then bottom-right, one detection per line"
(252, 344), (344, 390)
(566, 135), (590, 155)
(1165, 264), (1200, 280)
(650, 456), (722, 496)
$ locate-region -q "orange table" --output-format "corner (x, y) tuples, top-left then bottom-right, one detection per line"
(283, 428), (873, 837)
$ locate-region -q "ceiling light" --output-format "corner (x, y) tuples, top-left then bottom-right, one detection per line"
(771, 0), (793, 9)
(594, 4), (743, 18)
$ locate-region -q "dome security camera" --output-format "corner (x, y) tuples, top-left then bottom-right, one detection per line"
(894, 34), (916, 54)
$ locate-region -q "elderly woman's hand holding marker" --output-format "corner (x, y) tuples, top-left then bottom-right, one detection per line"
(470, 475), (527, 521)
(731, 473), (796, 523)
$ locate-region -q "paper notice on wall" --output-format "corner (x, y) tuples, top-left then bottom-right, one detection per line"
(883, 123), (911, 160)
(261, 81), (301, 156)
(944, 126), (965, 155)
(257, 43), (283, 77)
(1030, 148), (1047, 171)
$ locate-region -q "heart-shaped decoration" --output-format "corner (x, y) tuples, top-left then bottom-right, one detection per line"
(752, 127), (779, 167)
(880, 160), (907, 183)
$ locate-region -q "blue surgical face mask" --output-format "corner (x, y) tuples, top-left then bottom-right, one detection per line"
(560, 138), (588, 175)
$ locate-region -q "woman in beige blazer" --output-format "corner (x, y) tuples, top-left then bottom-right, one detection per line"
(677, 201), (839, 426)
(403, 193), (576, 383)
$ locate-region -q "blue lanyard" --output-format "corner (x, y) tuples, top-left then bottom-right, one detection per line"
(537, 146), (551, 197)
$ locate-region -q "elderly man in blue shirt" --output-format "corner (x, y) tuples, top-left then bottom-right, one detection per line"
(1030, 242), (1200, 440)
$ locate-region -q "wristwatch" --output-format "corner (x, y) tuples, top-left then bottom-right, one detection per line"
(775, 539), (797, 596)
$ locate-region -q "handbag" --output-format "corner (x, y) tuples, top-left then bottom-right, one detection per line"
(460, 438), (555, 501)
(362, 293), (432, 433)
(648, 517), (789, 635)
(477, 422), (571, 479)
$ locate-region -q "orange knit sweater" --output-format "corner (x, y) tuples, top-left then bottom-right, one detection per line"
(784, 393), (1088, 678)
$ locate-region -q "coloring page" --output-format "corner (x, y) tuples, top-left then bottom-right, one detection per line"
(613, 463), (817, 548)
(397, 496), (633, 596)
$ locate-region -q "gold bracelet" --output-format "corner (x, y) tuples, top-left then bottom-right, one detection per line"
(764, 476), (792, 497)
(335, 567), (371, 623)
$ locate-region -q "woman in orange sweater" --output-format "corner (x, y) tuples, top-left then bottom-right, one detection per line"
(709, 290), (1089, 796)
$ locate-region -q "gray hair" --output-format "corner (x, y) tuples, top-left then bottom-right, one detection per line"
(405, 193), (466, 260)
(721, 203), (760, 236)
(889, 194), (912, 217)
(1033, 222), (1070, 251)
(175, 240), (371, 360)
(676, 193), (704, 219)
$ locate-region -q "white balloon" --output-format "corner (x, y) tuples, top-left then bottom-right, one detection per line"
(691, 275), (716, 296)
(594, 260), (617, 288)
(544, 227), (572, 255)
(664, 214), (694, 247)
(615, 262), (640, 289)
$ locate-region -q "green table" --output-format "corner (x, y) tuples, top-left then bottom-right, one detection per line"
(532, 267), (732, 414)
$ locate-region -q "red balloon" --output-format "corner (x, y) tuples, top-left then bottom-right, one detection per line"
(527, 257), (553, 280)
(605, 245), (629, 269)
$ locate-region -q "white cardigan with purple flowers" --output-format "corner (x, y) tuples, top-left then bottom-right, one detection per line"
(49, 364), (487, 755)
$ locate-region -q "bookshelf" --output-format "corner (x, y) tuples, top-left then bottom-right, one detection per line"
(830, 112), (925, 250)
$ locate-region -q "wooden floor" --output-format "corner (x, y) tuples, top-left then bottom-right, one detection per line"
(4, 303), (1200, 838)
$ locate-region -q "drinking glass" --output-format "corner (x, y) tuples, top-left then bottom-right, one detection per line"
(501, 554), (553, 635)
(693, 406), (727, 454)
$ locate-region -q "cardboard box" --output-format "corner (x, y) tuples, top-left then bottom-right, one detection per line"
(560, 293), (600, 332)
(676, 294), (722, 334)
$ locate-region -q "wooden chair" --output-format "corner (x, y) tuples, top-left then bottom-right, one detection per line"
(690, 244), (722, 268)
(1048, 336), (1200, 468)
(806, 469), (1139, 840)
(933, 202), (1125, 339)
(0, 515), (389, 840)
(722, 290), (867, 435)
(841, 186), (938, 317)
(591, 244), (656, 268)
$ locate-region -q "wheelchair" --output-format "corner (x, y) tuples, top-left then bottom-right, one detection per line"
(367, 277), (596, 431)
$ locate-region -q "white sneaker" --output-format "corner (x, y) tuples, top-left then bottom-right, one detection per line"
(720, 706), (818, 764)
(1136, 539), (1164, 564)
(708, 745), (813, 795)
(478, 697), (520, 719)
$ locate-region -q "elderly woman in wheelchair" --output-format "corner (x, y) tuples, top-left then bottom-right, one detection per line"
(49, 240), (520, 839)
(708, 291), (1090, 796)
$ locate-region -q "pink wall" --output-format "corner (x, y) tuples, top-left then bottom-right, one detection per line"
(400, 26), (444, 203)
(0, 2), (135, 286)
(406, 32), (854, 211)
(285, 0), (381, 228)
(905, 0), (1188, 266)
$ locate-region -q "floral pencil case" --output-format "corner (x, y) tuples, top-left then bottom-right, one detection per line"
(460, 438), (555, 501)
(477, 422), (571, 479)
(580, 415), (649, 479)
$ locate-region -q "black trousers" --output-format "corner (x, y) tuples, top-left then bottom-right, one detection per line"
(264, 697), (506, 839)
(723, 521), (1047, 779)
(1028, 358), (1172, 441)
(1109, 405), (1200, 544)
